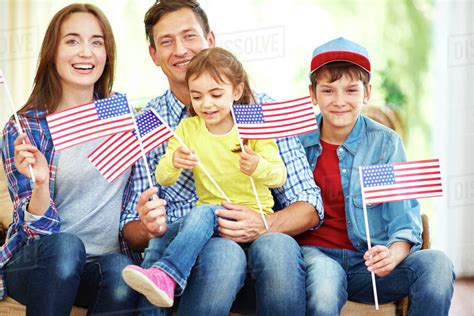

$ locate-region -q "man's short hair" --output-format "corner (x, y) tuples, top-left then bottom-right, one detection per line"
(144, 0), (211, 49)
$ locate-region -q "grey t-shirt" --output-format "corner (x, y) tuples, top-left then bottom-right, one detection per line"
(54, 138), (131, 261)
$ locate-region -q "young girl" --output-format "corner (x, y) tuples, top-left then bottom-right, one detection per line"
(122, 47), (287, 308)
(1, 4), (141, 314)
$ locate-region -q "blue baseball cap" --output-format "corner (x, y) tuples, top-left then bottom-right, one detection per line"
(310, 37), (371, 77)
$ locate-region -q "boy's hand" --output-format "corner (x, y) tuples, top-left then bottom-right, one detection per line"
(240, 145), (259, 176)
(364, 245), (397, 277)
(14, 133), (49, 184)
(364, 242), (410, 277)
(173, 146), (198, 169)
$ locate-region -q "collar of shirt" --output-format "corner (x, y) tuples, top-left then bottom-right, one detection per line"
(303, 114), (364, 156)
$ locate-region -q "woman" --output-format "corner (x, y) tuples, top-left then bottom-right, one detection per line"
(1, 4), (141, 315)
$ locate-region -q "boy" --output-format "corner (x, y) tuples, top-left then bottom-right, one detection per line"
(297, 37), (455, 315)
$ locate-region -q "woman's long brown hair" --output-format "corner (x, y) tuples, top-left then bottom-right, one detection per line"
(19, 3), (116, 114)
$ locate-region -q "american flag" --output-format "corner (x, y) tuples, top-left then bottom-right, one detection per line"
(89, 109), (174, 182)
(0, 69), (4, 84)
(232, 96), (318, 139)
(361, 159), (443, 204)
(46, 94), (134, 151)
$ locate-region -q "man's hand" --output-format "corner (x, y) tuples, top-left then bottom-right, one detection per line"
(239, 145), (259, 176)
(173, 146), (198, 170)
(137, 187), (167, 238)
(215, 202), (267, 243)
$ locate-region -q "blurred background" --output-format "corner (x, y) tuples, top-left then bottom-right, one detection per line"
(0, 0), (473, 313)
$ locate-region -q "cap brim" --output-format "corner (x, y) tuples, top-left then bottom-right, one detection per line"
(310, 51), (371, 74)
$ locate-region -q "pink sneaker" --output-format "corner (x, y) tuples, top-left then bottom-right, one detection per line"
(122, 265), (176, 307)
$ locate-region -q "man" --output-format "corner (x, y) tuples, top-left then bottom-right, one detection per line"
(123, 1), (323, 314)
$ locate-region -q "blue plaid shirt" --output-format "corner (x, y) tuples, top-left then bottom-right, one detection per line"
(126, 90), (324, 224)
(0, 109), (142, 300)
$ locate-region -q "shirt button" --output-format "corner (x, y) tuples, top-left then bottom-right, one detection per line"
(338, 148), (343, 152)
(342, 169), (347, 173)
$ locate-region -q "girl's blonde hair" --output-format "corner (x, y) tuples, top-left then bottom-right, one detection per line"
(185, 47), (255, 116)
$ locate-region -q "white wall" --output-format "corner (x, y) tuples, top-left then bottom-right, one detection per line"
(434, 0), (474, 277)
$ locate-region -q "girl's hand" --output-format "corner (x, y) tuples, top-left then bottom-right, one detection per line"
(13, 134), (49, 184)
(240, 145), (259, 176)
(173, 146), (198, 170)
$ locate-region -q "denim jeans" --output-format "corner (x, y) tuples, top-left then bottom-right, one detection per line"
(138, 205), (306, 316)
(302, 246), (455, 316)
(152, 204), (221, 294)
(5, 232), (138, 315)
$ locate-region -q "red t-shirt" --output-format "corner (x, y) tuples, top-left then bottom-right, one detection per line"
(296, 140), (356, 250)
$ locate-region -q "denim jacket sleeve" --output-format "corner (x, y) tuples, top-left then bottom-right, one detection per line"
(382, 133), (423, 252)
(1, 117), (60, 239)
(351, 124), (423, 252)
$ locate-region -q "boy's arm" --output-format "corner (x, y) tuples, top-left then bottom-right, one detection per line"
(249, 139), (287, 188)
(382, 134), (423, 252)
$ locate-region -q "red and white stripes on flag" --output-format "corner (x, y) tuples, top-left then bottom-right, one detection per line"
(46, 94), (134, 151)
(89, 109), (174, 182)
(361, 159), (443, 204)
(232, 96), (318, 139)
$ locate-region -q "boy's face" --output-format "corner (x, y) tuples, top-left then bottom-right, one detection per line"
(309, 71), (371, 139)
(149, 8), (215, 92)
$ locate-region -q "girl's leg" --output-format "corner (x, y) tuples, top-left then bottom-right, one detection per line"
(123, 205), (219, 307)
(154, 204), (220, 290)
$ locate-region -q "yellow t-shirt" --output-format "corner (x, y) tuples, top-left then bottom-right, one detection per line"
(155, 116), (287, 214)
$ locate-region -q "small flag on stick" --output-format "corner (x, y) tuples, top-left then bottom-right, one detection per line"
(89, 109), (173, 182)
(358, 158), (443, 310)
(233, 96), (317, 139)
(46, 94), (134, 151)
(0, 69), (36, 182)
(361, 159), (443, 204)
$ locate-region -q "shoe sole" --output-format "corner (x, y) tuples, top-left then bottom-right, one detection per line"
(122, 268), (173, 308)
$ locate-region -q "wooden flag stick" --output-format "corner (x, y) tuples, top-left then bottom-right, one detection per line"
(149, 109), (231, 204)
(125, 98), (155, 191)
(1, 69), (35, 183)
(170, 131), (231, 204)
(231, 107), (269, 230)
(358, 166), (380, 310)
